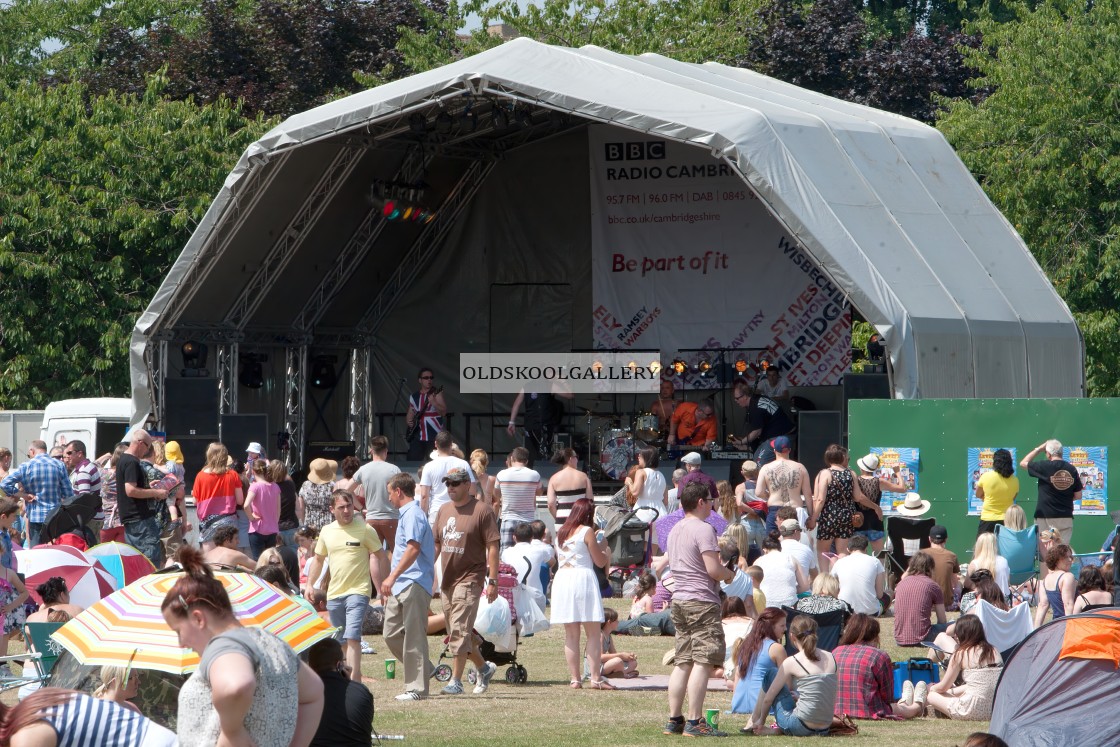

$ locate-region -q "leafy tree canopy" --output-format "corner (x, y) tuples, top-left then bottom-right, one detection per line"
(938, 0), (1120, 395)
(0, 77), (269, 407)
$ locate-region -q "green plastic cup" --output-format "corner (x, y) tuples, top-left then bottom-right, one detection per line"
(385, 658), (397, 679)
(704, 708), (719, 730)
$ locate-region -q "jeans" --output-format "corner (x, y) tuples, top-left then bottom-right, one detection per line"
(616, 609), (675, 635)
(27, 522), (44, 549)
(125, 516), (164, 568)
(278, 527), (299, 547)
(248, 532), (277, 560)
(773, 683), (830, 736)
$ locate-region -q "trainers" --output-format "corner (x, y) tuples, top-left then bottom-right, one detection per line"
(360, 640), (376, 655)
(682, 721), (727, 737)
(663, 719), (685, 735)
(901, 679), (915, 706)
(473, 662), (497, 694)
(395, 691), (424, 701)
(913, 681), (929, 707)
(440, 681), (464, 695)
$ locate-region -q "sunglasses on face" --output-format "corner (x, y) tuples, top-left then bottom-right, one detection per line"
(446, 480), (466, 487)
(420, 375), (434, 380)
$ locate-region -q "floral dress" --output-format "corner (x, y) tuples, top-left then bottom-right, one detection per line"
(0, 576), (27, 634)
(298, 481), (335, 531)
(817, 468), (856, 541)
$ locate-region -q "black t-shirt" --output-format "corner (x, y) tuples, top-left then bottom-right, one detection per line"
(278, 479), (298, 529)
(115, 452), (157, 524)
(310, 671), (374, 747)
(1028, 458), (1083, 518)
(747, 395), (794, 441)
(524, 392), (562, 429)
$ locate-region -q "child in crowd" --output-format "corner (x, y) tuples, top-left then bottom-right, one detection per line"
(94, 664), (142, 714)
(736, 461), (767, 554)
(719, 539), (758, 616)
(244, 459), (280, 560)
(746, 566), (767, 611)
(0, 557), (27, 673)
(597, 608), (639, 678)
(295, 525), (320, 594)
(629, 572), (657, 619)
(0, 498), (18, 571)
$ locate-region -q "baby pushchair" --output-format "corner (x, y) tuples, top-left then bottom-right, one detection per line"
(596, 504), (659, 596)
(433, 562), (529, 685)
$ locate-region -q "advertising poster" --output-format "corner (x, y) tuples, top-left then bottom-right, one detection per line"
(870, 447), (919, 515)
(966, 447), (1018, 516)
(587, 125), (851, 386)
(1065, 446), (1108, 515)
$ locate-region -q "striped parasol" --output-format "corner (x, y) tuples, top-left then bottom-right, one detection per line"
(86, 542), (156, 588)
(16, 544), (117, 608)
(52, 568), (336, 674)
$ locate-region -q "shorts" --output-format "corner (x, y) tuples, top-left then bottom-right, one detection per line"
(327, 593), (370, 641)
(855, 529), (885, 542)
(669, 600), (724, 667)
(443, 581), (482, 656)
(499, 518), (530, 550)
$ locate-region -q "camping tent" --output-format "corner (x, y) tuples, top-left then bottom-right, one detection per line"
(989, 609), (1120, 746)
(127, 38), (1083, 464)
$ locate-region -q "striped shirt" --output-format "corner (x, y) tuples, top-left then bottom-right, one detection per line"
(496, 465), (541, 521)
(1, 454), (74, 523)
(893, 574), (944, 646)
(45, 693), (174, 746)
(70, 458), (103, 495)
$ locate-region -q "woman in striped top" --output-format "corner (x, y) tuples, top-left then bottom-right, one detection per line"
(0, 688), (176, 747)
(547, 448), (592, 524)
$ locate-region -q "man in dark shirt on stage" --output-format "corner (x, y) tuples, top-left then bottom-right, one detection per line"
(730, 383), (794, 465)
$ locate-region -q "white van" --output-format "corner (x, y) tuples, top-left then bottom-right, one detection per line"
(40, 398), (133, 459)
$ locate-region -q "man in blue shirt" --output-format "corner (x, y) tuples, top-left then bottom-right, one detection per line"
(380, 471), (436, 701)
(1, 439), (74, 547)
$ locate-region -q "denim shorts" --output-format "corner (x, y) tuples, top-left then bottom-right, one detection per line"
(328, 593), (370, 641)
(855, 528), (886, 542)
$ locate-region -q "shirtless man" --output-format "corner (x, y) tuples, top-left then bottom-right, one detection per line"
(755, 436), (813, 535)
(203, 523), (256, 572)
(648, 379), (679, 435)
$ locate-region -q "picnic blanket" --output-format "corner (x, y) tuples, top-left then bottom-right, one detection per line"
(606, 675), (729, 692)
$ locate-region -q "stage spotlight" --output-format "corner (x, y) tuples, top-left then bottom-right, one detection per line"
(434, 111), (454, 135)
(460, 108), (478, 133)
(649, 360), (662, 374)
(734, 358), (748, 373)
(492, 106), (510, 131)
(181, 341), (208, 369)
(696, 357), (712, 376)
(239, 355), (264, 389)
(592, 360), (603, 373)
(310, 356), (338, 389)
(401, 206), (415, 221)
(671, 358), (687, 375)
(760, 359), (771, 371)
(514, 105), (533, 128)
(408, 112), (428, 135)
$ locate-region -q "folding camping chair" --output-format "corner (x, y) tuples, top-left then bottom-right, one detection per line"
(0, 622), (65, 693)
(885, 516), (935, 586)
(781, 606), (850, 656)
(995, 524), (1038, 586)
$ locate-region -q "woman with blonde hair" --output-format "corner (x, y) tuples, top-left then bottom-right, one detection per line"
(469, 449), (496, 508)
(970, 532), (1010, 598)
(715, 480), (739, 525)
(795, 573), (853, 616)
(93, 664), (141, 713)
(1003, 503), (1027, 531)
(192, 443), (243, 548)
(724, 524), (752, 568)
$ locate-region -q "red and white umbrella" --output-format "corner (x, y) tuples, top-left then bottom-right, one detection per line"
(16, 544), (118, 608)
(87, 542), (156, 589)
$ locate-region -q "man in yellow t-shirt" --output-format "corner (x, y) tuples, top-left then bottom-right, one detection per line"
(308, 489), (387, 681)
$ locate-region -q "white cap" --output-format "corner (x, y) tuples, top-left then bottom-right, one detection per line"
(680, 452), (702, 466)
(246, 442), (264, 455)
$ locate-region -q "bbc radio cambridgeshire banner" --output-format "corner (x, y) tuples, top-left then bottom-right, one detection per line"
(587, 125), (851, 386)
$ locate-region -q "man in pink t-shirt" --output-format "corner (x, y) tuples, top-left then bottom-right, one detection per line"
(663, 482), (736, 737)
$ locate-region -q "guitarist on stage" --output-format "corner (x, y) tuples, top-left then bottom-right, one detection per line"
(405, 367), (446, 460)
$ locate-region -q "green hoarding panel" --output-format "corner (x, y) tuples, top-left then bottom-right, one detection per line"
(847, 398), (1117, 559)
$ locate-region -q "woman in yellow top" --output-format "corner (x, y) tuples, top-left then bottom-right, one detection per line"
(975, 449), (1019, 536)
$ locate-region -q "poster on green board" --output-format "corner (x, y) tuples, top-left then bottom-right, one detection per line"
(870, 447), (919, 515)
(966, 447), (1018, 516)
(1065, 446), (1108, 515)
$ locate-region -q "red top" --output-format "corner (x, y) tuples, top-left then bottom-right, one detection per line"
(192, 470), (242, 521)
(893, 574), (944, 646)
(833, 644), (893, 719)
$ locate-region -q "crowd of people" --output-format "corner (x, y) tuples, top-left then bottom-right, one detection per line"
(0, 418), (1110, 744)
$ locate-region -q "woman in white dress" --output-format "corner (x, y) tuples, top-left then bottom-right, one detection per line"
(754, 532), (809, 610)
(625, 448), (667, 525)
(551, 498), (615, 690)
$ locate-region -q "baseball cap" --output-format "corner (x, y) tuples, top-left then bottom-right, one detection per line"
(771, 435), (792, 452)
(443, 467), (471, 484)
(779, 518), (800, 535)
(929, 525), (948, 541)
(680, 452), (702, 466)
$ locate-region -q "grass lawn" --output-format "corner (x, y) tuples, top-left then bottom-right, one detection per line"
(363, 598), (986, 746)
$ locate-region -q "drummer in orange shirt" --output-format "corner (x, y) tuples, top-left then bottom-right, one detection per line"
(667, 399), (718, 448)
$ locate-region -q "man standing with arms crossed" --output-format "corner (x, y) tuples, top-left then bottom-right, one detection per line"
(380, 473), (436, 701)
(308, 490), (387, 682)
(434, 467), (500, 696)
(663, 482), (735, 737)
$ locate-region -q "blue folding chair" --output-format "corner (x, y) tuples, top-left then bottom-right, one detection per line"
(995, 524), (1038, 586)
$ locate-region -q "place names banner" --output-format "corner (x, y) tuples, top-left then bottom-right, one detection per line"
(588, 125), (851, 386)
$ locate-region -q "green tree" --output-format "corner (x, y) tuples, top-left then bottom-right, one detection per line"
(938, 0), (1120, 396)
(0, 77), (270, 408)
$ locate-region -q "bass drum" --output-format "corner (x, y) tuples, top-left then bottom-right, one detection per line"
(599, 429), (636, 480)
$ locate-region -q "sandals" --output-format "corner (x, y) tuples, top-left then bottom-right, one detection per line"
(588, 679), (617, 690)
(569, 680), (582, 689)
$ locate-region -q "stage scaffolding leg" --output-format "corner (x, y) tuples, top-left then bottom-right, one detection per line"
(285, 345), (308, 471)
(349, 345), (372, 457)
(217, 342), (239, 416)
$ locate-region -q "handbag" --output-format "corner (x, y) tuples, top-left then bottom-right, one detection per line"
(852, 511), (865, 529)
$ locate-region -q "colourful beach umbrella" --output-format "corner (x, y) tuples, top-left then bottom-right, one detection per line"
(52, 569), (336, 674)
(87, 542), (156, 588)
(16, 544), (117, 608)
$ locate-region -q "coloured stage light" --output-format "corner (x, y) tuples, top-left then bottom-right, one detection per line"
(649, 360), (662, 374)
(671, 359), (686, 375)
(696, 358), (712, 376)
(734, 358), (748, 373)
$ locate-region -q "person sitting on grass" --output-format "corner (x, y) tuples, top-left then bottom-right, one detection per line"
(92, 664), (142, 714)
(925, 615), (1003, 721)
(203, 524), (257, 572)
(746, 566), (767, 611)
(750, 615), (838, 736)
(1034, 544), (1077, 627)
(720, 595), (754, 681)
(1071, 565), (1113, 613)
(832, 613), (924, 720)
(893, 551), (948, 647)
(729, 608), (787, 727)
(595, 608), (639, 679)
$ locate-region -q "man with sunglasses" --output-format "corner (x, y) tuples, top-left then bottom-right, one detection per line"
(117, 429), (169, 566)
(405, 368), (446, 461)
(0, 439), (74, 547)
(668, 398), (718, 449)
(63, 440), (102, 496)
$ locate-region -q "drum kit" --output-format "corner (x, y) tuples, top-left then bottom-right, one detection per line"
(578, 408), (666, 480)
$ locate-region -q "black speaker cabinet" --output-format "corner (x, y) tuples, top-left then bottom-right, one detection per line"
(306, 441), (356, 462)
(164, 378), (219, 438)
(842, 373), (891, 402)
(220, 414), (269, 459)
(797, 411), (843, 472)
